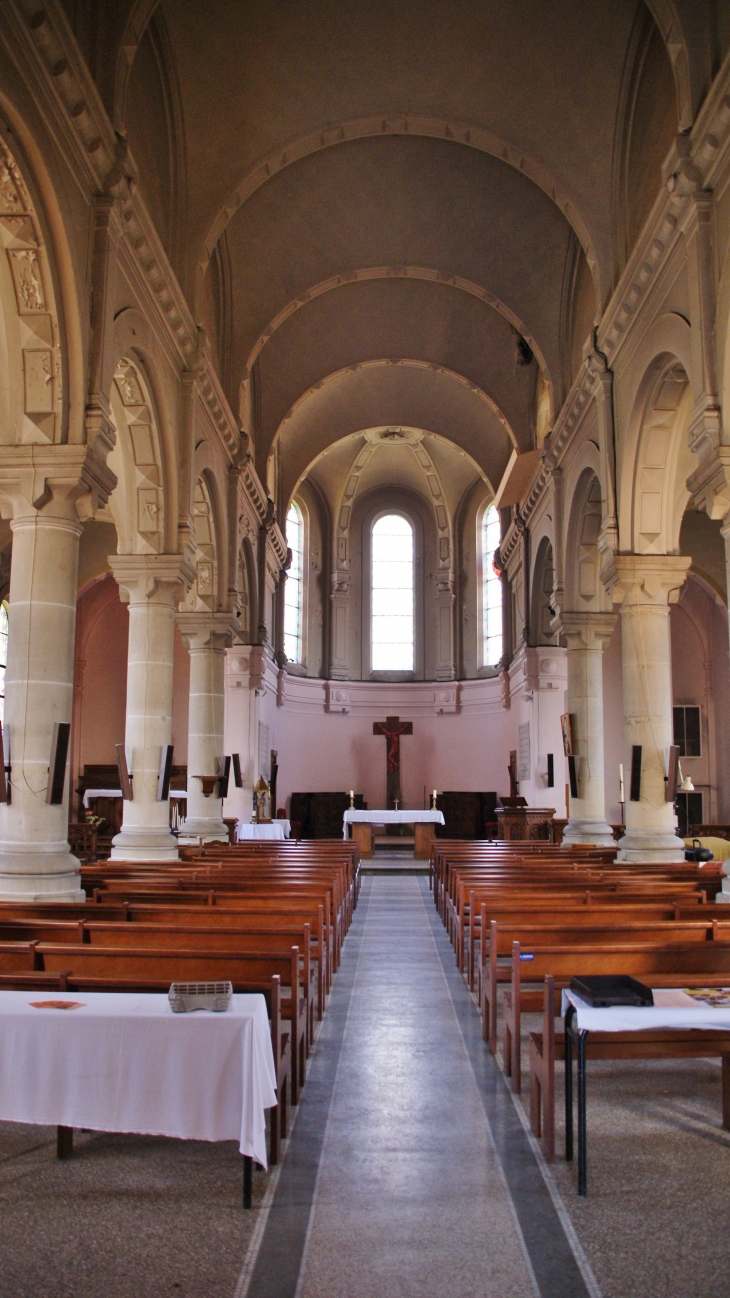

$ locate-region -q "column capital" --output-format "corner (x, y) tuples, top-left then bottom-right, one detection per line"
(555, 611), (617, 650)
(0, 444), (116, 525)
(176, 610), (237, 651)
(607, 554), (690, 607)
(110, 553), (196, 605)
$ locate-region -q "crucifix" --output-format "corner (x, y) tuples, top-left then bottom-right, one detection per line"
(373, 715), (413, 809)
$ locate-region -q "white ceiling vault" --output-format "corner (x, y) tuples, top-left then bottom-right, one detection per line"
(84, 0), (716, 525)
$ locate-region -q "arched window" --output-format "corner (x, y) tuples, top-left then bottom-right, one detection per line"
(371, 513), (414, 671)
(284, 502), (303, 663)
(482, 505), (503, 667)
(0, 602), (8, 726)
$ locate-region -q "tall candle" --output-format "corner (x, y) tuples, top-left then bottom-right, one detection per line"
(619, 764), (624, 802)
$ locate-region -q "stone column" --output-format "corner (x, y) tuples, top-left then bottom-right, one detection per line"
(611, 555), (690, 863)
(176, 613), (233, 843)
(558, 612), (617, 846)
(109, 554), (193, 862)
(0, 447), (115, 899)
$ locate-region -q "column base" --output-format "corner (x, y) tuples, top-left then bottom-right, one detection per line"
(562, 817), (617, 847)
(0, 844), (83, 902)
(177, 816), (229, 845)
(616, 827), (686, 864)
(111, 825), (180, 863)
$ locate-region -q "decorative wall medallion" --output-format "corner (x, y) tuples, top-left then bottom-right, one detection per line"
(9, 249), (44, 311)
(23, 350), (54, 412)
(137, 487), (159, 532)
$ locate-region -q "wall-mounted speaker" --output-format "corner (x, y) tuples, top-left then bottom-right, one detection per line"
(567, 753), (578, 801)
(232, 753), (242, 788)
(219, 755), (231, 799)
(115, 743), (133, 800)
(46, 722), (70, 805)
(665, 745), (679, 801)
(630, 745), (642, 802)
(546, 753), (554, 788)
(157, 744), (174, 801)
(0, 722), (8, 803)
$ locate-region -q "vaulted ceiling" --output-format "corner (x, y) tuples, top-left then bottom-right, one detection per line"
(66, 0), (721, 515)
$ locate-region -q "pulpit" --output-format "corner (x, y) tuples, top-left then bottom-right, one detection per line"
(495, 799), (556, 840)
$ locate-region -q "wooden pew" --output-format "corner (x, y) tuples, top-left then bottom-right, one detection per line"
(0, 969), (291, 1167)
(495, 934), (730, 1094)
(35, 944), (308, 1104)
(529, 975), (730, 1164)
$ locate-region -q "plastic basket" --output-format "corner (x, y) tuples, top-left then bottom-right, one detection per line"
(168, 981), (233, 1013)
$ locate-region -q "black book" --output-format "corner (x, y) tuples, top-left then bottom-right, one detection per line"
(570, 975), (654, 1008)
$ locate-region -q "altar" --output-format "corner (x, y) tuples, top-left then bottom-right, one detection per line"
(343, 809), (445, 859)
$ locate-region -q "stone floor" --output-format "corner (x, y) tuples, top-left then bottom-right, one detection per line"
(3, 874), (730, 1297)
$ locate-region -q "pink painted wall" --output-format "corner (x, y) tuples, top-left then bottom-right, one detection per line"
(73, 576), (190, 794)
(74, 577), (129, 776)
(249, 673), (516, 815)
(274, 708), (514, 813)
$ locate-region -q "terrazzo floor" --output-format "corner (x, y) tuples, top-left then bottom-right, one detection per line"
(3, 874), (730, 1297)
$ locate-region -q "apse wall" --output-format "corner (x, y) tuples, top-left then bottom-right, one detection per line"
(268, 675), (513, 814)
(223, 650), (572, 822)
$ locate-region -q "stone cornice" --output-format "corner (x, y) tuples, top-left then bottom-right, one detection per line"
(497, 54), (730, 565)
(195, 356), (241, 463)
(7, 0), (248, 476)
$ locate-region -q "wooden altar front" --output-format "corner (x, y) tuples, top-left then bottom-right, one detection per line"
(495, 804), (556, 840)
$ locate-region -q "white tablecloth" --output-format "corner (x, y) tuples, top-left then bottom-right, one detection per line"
(0, 991), (277, 1167)
(342, 809), (445, 838)
(83, 789), (187, 807)
(236, 822), (289, 841)
(562, 987), (730, 1034)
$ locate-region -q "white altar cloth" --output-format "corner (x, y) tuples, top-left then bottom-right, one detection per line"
(342, 809), (444, 838)
(562, 987), (730, 1035)
(236, 822), (289, 841)
(83, 789), (187, 806)
(0, 990), (277, 1167)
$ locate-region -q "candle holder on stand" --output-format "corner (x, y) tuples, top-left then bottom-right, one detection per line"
(431, 789), (438, 810)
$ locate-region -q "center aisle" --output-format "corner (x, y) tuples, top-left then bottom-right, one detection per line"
(237, 876), (600, 1298)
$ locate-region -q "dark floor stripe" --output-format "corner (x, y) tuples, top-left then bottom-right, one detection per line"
(417, 876), (595, 1298)
(238, 877), (373, 1298)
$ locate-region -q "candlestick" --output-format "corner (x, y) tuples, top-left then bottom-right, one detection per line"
(431, 788), (438, 810)
(349, 789), (354, 809)
(619, 763), (625, 803)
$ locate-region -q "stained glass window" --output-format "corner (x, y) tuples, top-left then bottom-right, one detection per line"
(372, 514), (414, 671)
(284, 503), (303, 663)
(482, 505), (503, 667)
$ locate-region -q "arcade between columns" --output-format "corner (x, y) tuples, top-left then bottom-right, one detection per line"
(108, 555), (195, 863)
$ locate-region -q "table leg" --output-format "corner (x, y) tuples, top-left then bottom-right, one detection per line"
(57, 1126), (73, 1159)
(351, 822), (373, 858)
(413, 822), (435, 859)
(243, 1155), (253, 1209)
(564, 1007), (574, 1162)
(722, 1057), (730, 1130)
(577, 1030), (588, 1197)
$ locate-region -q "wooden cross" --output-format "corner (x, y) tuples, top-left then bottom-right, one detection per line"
(373, 715), (413, 809)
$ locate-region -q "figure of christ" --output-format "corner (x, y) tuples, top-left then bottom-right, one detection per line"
(373, 716), (413, 809)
